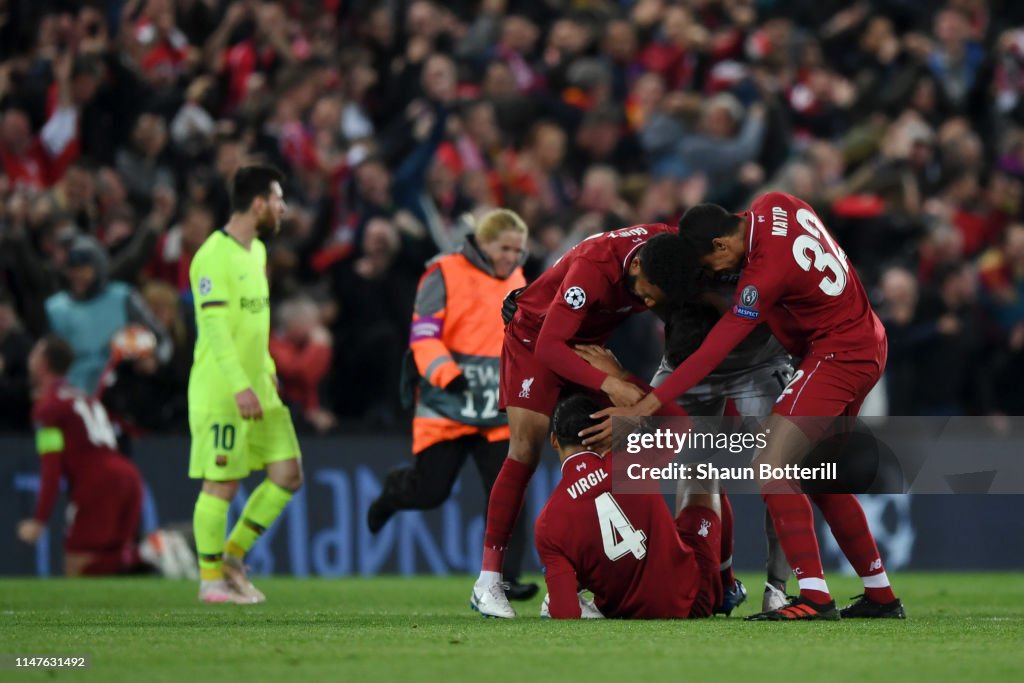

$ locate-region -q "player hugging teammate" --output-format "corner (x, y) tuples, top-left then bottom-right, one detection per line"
(474, 192), (905, 621)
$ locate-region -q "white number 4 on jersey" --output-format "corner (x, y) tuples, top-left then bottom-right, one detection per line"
(595, 492), (647, 561)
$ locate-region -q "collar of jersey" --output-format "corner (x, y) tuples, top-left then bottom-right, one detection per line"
(220, 227), (253, 252)
(561, 450), (602, 475)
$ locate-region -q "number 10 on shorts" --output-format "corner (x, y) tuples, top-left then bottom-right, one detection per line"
(211, 424), (236, 450)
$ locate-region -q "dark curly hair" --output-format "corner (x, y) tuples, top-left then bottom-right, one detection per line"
(663, 303), (721, 367)
(552, 394), (602, 449)
(638, 233), (699, 303)
(677, 203), (743, 255)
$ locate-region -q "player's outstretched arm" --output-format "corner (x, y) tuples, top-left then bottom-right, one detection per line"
(534, 299), (608, 390)
(22, 421), (65, 540)
(650, 313), (756, 409)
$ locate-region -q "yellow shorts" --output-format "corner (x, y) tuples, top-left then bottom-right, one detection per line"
(188, 405), (301, 481)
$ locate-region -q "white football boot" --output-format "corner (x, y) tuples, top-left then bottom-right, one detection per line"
(471, 578), (516, 618)
(540, 592), (604, 618)
(762, 582), (789, 613)
(222, 555), (266, 603)
(198, 580), (258, 604)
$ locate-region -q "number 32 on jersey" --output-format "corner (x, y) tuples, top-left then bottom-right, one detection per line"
(792, 208), (849, 296)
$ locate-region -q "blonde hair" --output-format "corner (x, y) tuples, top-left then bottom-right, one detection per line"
(475, 208), (529, 243)
(141, 280), (186, 348)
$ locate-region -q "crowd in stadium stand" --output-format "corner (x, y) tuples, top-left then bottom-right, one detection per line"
(1, 0), (1024, 435)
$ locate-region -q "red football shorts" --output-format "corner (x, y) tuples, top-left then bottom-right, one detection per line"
(772, 349), (886, 441)
(499, 326), (579, 415)
(65, 458), (143, 556)
(675, 505), (723, 619)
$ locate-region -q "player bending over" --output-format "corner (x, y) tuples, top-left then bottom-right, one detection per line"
(471, 224), (692, 618)
(18, 335), (144, 576)
(188, 165), (303, 604)
(535, 394), (725, 619)
(584, 193), (906, 620)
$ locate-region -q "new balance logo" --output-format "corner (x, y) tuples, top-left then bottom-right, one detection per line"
(519, 377), (534, 398)
(698, 519), (711, 537)
(870, 558), (882, 571)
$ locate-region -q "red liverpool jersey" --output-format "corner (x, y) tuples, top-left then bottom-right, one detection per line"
(32, 380), (133, 522)
(654, 192), (886, 404)
(534, 451), (699, 619)
(510, 223), (676, 390)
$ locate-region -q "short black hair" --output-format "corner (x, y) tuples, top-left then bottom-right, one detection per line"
(552, 394), (601, 449)
(230, 164), (285, 214)
(40, 334), (75, 376)
(638, 233), (696, 302)
(677, 203), (743, 255)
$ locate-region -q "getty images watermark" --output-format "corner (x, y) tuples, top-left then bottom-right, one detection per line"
(609, 416), (1024, 495)
(623, 428), (836, 484)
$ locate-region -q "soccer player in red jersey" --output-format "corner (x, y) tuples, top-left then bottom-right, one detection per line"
(17, 335), (144, 576)
(471, 225), (693, 617)
(585, 193), (906, 620)
(536, 394), (724, 619)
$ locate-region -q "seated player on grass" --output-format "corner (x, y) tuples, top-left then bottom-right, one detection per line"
(533, 394), (727, 619)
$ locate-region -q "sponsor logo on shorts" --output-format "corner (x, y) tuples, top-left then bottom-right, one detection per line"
(698, 519), (711, 537)
(519, 377), (534, 398)
(564, 286), (587, 310)
(215, 454), (228, 467)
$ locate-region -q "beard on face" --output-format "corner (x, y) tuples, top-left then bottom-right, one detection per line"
(256, 206), (279, 241)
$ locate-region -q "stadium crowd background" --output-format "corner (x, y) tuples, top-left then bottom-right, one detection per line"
(1, 0), (1023, 437)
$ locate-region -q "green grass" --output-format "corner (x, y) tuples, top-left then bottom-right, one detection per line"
(1, 574), (1022, 682)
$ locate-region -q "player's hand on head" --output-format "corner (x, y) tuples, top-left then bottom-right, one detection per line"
(581, 404), (652, 451)
(579, 413), (613, 452)
(234, 388), (264, 420)
(574, 345), (627, 379)
(17, 519), (44, 544)
(600, 375), (645, 407)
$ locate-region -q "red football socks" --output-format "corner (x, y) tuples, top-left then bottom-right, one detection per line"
(482, 458), (536, 573)
(763, 489), (831, 604)
(811, 494), (896, 604)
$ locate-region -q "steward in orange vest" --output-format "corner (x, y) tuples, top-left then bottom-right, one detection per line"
(367, 210), (538, 599)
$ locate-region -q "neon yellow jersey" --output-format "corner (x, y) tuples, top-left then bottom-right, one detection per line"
(188, 230), (279, 414)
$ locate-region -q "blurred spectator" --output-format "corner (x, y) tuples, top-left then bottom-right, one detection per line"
(115, 112), (175, 214)
(914, 261), (991, 415)
(877, 266), (925, 415)
(145, 202), (215, 294)
(0, 293), (32, 430)
(329, 217), (419, 423)
(44, 235), (169, 394)
(270, 296), (335, 433)
(100, 281), (191, 432)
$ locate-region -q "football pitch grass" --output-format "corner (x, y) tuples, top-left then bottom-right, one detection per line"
(2, 573), (1022, 682)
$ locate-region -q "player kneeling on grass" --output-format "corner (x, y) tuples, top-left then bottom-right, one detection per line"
(533, 395), (725, 619)
(187, 165), (303, 604)
(18, 335), (145, 576)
